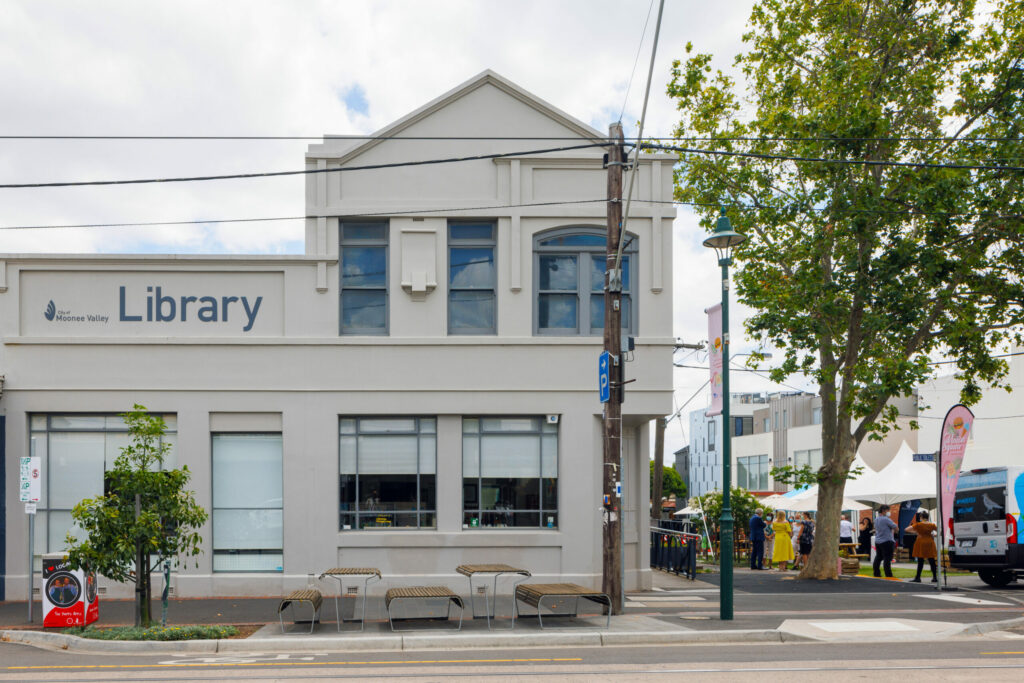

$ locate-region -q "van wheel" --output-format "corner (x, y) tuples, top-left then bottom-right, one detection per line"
(978, 569), (1015, 587)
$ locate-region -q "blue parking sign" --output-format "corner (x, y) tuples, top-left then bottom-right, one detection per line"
(598, 351), (611, 403)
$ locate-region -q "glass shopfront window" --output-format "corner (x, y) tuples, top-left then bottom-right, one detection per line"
(339, 417), (436, 529)
(29, 414), (177, 558)
(462, 417), (558, 528)
(212, 434), (283, 572)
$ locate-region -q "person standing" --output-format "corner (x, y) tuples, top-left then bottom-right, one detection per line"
(906, 510), (939, 582)
(749, 508), (767, 570)
(791, 516), (803, 569)
(798, 512), (815, 568)
(771, 511), (794, 571)
(764, 518), (775, 570)
(858, 517), (874, 556)
(873, 504), (899, 578)
(839, 515), (854, 545)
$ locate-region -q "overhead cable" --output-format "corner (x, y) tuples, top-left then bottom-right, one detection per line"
(0, 142), (607, 189)
(643, 143), (1024, 173)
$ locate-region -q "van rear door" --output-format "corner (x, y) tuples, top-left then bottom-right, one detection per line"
(953, 470), (1008, 556)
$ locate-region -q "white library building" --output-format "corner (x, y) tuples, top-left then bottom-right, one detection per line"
(0, 71), (676, 600)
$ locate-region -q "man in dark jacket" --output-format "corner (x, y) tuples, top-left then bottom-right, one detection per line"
(749, 508), (767, 570)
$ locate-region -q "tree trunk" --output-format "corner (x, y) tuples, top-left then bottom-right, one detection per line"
(799, 476), (843, 579)
(144, 570), (153, 627)
(653, 418), (665, 520)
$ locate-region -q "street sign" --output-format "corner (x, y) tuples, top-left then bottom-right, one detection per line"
(19, 456), (41, 503)
(598, 351), (611, 403)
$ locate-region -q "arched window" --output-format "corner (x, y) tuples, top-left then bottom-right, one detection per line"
(533, 227), (637, 336)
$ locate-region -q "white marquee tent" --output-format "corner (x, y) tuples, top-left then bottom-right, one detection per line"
(843, 441), (936, 505)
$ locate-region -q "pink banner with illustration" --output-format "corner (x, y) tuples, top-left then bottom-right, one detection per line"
(706, 303), (723, 417)
(939, 404), (974, 541)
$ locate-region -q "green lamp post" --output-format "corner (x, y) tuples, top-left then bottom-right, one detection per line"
(703, 207), (747, 621)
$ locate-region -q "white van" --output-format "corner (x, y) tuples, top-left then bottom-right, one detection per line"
(949, 467), (1024, 587)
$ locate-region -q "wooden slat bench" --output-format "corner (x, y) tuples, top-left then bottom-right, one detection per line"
(277, 588), (323, 634)
(515, 583), (611, 629)
(385, 586), (464, 632)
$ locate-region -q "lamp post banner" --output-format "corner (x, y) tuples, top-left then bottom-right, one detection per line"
(938, 404), (974, 541)
(705, 303), (723, 417)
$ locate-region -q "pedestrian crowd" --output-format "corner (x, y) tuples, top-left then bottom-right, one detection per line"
(743, 504), (938, 581)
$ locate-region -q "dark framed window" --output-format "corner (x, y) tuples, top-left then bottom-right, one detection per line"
(462, 417), (557, 529)
(339, 417), (436, 530)
(212, 433), (283, 572)
(340, 221), (388, 335)
(533, 228), (636, 335)
(448, 222), (496, 334)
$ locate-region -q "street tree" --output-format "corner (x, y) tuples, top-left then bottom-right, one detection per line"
(651, 460), (687, 502)
(692, 488), (770, 540)
(66, 405), (208, 625)
(667, 0), (1024, 578)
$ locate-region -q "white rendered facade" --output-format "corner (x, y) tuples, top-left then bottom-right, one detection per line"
(0, 72), (676, 599)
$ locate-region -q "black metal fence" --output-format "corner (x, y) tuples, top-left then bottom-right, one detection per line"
(650, 523), (700, 580)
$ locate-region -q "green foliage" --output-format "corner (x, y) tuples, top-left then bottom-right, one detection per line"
(771, 464), (864, 489)
(650, 461), (688, 499)
(65, 405), (208, 625)
(668, 0), (1024, 576)
(690, 488), (771, 533)
(64, 625), (237, 641)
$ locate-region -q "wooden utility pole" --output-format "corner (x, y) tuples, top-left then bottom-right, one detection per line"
(602, 122), (624, 614)
(652, 417), (665, 520)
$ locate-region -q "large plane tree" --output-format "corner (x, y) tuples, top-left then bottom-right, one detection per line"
(666, 0), (1024, 578)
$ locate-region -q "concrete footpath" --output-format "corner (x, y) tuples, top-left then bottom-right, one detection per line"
(3, 568), (1024, 655)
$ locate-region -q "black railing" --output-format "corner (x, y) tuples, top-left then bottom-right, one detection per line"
(650, 523), (700, 579)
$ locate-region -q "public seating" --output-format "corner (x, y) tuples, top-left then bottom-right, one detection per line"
(319, 567), (382, 631)
(277, 588), (323, 634)
(514, 583), (611, 629)
(384, 586), (465, 632)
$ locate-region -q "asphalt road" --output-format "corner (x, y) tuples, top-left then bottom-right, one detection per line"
(3, 636), (1024, 681)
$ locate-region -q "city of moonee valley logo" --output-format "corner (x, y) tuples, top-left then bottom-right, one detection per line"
(44, 300), (56, 321)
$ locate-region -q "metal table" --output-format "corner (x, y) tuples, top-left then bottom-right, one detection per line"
(318, 567), (381, 631)
(456, 564), (531, 629)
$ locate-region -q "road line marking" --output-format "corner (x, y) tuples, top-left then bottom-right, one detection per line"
(5, 657), (583, 671)
(914, 594), (1013, 606)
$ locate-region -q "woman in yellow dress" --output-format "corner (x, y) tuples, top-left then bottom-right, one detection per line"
(771, 510), (794, 570)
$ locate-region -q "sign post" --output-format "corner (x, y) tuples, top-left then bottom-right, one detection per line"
(20, 446), (41, 622)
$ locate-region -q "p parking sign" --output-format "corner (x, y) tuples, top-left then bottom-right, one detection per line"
(20, 456), (41, 503)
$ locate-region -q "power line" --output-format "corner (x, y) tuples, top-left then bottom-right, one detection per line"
(0, 142), (607, 189)
(0, 199), (610, 231)
(644, 143), (1024, 173)
(1, 134), (1018, 142)
(618, 0), (657, 123)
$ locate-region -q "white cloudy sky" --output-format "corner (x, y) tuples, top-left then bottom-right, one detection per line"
(0, 0), (816, 456)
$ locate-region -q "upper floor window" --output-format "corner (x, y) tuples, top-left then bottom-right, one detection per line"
(533, 228), (636, 336)
(811, 406), (822, 425)
(340, 221), (388, 335)
(449, 222), (496, 334)
(708, 420), (716, 451)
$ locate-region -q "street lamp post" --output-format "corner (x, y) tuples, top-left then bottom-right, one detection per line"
(703, 208), (746, 621)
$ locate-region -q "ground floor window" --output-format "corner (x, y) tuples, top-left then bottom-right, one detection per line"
(28, 414), (177, 557)
(462, 417), (557, 528)
(212, 433), (283, 571)
(339, 417), (436, 529)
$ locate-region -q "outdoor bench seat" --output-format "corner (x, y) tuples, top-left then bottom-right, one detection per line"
(514, 583), (611, 629)
(384, 586), (465, 631)
(277, 588), (323, 634)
